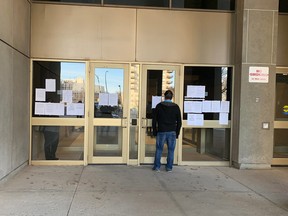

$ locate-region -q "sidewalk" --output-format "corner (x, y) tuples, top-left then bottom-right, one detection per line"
(0, 165), (287, 216)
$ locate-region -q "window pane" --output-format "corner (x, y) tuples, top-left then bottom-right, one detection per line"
(274, 129), (288, 158)
(172, 0), (235, 11)
(32, 61), (86, 118)
(94, 126), (122, 156)
(279, 0), (288, 13)
(32, 126), (84, 160)
(183, 66), (232, 120)
(94, 68), (124, 118)
(105, 0), (169, 7)
(182, 128), (230, 161)
(129, 64), (140, 159)
(275, 74), (288, 120)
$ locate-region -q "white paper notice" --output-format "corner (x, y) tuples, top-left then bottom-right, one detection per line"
(187, 85), (205, 98)
(220, 101), (230, 113)
(45, 103), (64, 116)
(202, 101), (212, 112)
(211, 101), (221, 113)
(152, 96), (162, 108)
(219, 113), (229, 125)
(189, 101), (203, 113)
(62, 90), (73, 103)
(35, 102), (45, 115)
(99, 93), (109, 106)
(35, 88), (46, 102)
(45, 79), (56, 92)
(249, 66), (269, 83)
(184, 101), (193, 113)
(187, 114), (204, 126)
(67, 103), (85, 116)
(109, 93), (118, 106)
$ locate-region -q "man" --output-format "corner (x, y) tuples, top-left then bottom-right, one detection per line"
(152, 90), (182, 172)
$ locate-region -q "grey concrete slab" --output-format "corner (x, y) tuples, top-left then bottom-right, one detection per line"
(171, 191), (288, 216)
(216, 167), (288, 193)
(261, 192), (288, 211)
(69, 191), (182, 216)
(0, 166), (83, 192)
(0, 191), (73, 216)
(78, 165), (163, 192)
(0, 165), (287, 216)
(156, 166), (251, 192)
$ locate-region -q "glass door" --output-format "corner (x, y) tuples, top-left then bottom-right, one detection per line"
(140, 65), (180, 164)
(273, 70), (288, 165)
(88, 63), (129, 164)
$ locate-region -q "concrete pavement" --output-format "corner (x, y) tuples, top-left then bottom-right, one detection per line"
(0, 165), (287, 216)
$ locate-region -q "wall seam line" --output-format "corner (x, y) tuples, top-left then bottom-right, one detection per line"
(0, 39), (30, 59)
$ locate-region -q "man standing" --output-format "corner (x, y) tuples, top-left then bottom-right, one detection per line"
(152, 90), (182, 172)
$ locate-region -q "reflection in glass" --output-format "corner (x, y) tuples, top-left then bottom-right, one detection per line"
(182, 128), (230, 161)
(129, 64), (140, 159)
(32, 61), (86, 118)
(94, 126), (122, 156)
(183, 66), (232, 120)
(274, 129), (288, 158)
(172, 0), (235, 11)
(32, 126), (84, 160)
(275, 74), (288, 120)
(94, 68), (124, 118)
(145, 69), (175, 157)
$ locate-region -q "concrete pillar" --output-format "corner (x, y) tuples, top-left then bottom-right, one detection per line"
(232, 0), (279, 169)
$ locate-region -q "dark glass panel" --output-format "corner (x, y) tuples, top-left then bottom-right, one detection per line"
(32, 61), (86, 118)
(182, 128), (230, 161)
(33, 0), (101, 3)
(275, 74), (288, 120)
(279, 0), (288, 13)
(183, 66), (232, 120)
(172, 0), (235, 11)
(105, 0), (169, 7)
(32, 125), (84, 160)
(274, 129), (288, 158)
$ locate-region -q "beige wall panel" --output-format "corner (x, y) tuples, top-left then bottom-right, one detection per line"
(0, 42), (13, 179)
(12, 51), (30, 168)
(13, 0), (30, 56)
(277, 15), (288, 67)
(31, 4), (136, 61)
(0, 0), (13, 45)
(136, 10), (234, 65)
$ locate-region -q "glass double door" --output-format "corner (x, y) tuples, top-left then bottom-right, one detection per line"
(88, 63), (179, 164)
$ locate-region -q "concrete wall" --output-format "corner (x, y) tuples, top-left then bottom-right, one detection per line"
(31, 3), (234, 65)
(0, 0), (30, 180)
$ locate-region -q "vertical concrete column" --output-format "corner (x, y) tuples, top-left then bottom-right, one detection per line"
(232, 0), (279, 169)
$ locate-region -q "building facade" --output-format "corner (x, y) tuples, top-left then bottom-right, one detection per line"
(1, 0), (288, 180)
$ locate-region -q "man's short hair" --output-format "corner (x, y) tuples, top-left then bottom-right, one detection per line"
(164, 90), (173, 100)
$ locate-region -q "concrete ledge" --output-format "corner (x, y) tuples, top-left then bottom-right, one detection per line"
(233, 162), (271, 169)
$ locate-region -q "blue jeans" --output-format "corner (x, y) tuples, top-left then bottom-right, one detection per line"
(153, 131), (176, 170)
